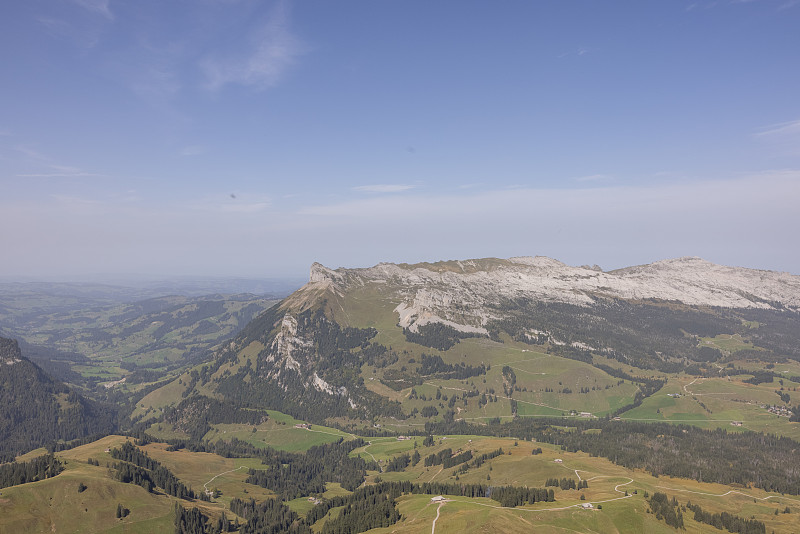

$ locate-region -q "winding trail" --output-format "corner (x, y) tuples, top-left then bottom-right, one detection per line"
(300, 426), (354, 438)
(431, 502), (444, 534)
(203, 465), (246, 493)
(654, 486), (800, 504)
(684, 377), (701, 394)
(428, 466), (445, 483)
(351, 437), (395, 464)
(441, 464), (636, 515)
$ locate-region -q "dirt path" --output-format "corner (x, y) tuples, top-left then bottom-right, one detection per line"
(203, 465), (246, 493)
(684, 377), (700, 394)
(301, 427), (354, 438)
(444, 458), (638, 515)
(431, 501), (444, 534)
(428, 466), (444, 483)
(654, 485), (800, 504)
(352, 437), (395, 464)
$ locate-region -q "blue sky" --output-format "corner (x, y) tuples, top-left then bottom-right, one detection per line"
(2, 0), (799, 279)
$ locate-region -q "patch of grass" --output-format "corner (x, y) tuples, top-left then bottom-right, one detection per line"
(201, 413), (353, 452)
(619, 377), (800, 440)
(131, 376), (188, 419)
(699, 333), (762, 354)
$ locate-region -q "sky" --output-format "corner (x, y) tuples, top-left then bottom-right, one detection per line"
(2, 0), (799, 280)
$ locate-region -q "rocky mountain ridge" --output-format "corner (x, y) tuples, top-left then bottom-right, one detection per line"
(302, 256), (800, 334)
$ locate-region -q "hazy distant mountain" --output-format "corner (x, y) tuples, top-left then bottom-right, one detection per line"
(0, 277), (301, 309)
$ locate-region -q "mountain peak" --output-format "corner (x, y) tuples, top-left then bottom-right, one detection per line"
(309, 262), (341, 284)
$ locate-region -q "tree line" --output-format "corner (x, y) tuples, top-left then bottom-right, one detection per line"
(686, 500), (766, 534)
(174, 503), (237, 534)
(242, 438), (371, 499)
(110, 442), (199, 500)
(229, 496), (308, 533)
(402, 322), (483, 351)
(417, 353), (486, 379)
(0, 453), (63, 489)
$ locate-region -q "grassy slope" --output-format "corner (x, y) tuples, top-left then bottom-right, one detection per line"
(359, 434), (800, 534)
(331, 283), (642, 427)
(4, 429), (800, 533)
(331, 282), (800, 443)
(0, 436), (174, 534)
(621, 374), (800, 440)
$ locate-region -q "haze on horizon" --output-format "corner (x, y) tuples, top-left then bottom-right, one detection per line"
(2, 1), (799, 280)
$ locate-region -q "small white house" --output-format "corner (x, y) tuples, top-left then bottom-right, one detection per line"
(581, 503), (593, 509)
(431, 496), (446, 503)
(554, 459), (563, 463)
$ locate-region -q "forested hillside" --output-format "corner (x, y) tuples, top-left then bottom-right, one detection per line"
(0, 337), (116, 461)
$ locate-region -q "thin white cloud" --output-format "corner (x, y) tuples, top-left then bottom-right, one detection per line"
(38, 9), (108, 48)
(14, 145), (48, 161)
(301, 171), (800, 222)
(353, 184), (415, 193)
(755, 118), (800, 156)
(18, 172), (103, 178)
(130, 64), (182, 100)
(558, 48), (590, 59)
(755, 118), (800, 138)
(201, 1), (303, 91)
(72, 0), (113, 20)
(574, 174), (608, 182)
(16, 164), (103, 179)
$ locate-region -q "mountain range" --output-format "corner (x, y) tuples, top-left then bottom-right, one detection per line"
(133, 256), (800, 434)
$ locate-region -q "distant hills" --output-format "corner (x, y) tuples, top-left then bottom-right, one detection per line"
(0, 291), (279, 387)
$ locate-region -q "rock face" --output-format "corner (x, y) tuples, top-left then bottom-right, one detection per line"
(262, 313), (349, 399)
(302, 256), (800, 333)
